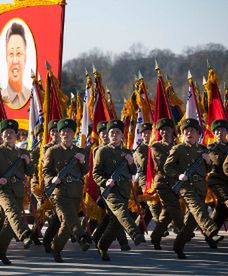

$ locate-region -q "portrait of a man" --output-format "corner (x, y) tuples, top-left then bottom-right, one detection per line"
(0, 21), (35, 109)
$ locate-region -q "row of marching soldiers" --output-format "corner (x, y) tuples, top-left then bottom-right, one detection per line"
(0, 116), (227, 264)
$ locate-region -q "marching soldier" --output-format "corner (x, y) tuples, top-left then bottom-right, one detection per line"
(0, 119), (34, 265)
(134, 122), (162, 232)
(208, 119), (228, 229)
(42, 120), (61, 253)
(42, 119), (90, 263)
(92, 121), (131, 252)
(164, 118), (223, 259)
(93, 119), (144, 261)
(150, 118), (184, 250)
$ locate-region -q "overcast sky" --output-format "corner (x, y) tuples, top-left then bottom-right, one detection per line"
(62, 0), (228, 63)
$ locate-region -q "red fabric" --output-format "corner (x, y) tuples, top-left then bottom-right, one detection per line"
(145, 76), (172, 194)
(153, 77), (172, 140)
(48, 75), (62, 120)
(0, 95), (7, 120)
(92, 78), (110, 140)
(144, 148), (155, 194)
(206, 82), (226, 123)
(86, 150), (99, 201)
(202, 80), (226, 144)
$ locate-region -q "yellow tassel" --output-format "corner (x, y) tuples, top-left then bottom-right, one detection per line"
(84, 193), (105, 223)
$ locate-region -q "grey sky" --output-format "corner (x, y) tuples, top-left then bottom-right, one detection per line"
(62, 0), (228, 63)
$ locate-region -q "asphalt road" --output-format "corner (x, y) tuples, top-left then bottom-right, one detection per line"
(0, 229), (227, 276)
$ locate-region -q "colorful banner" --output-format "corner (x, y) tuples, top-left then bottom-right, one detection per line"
(0, 0), (66, 129)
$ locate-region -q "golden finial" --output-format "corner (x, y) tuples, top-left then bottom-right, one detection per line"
(187, 70), (192, 80)
(202, 76), (207, 86)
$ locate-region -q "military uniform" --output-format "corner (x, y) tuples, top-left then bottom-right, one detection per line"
(42, 119), (89, 261)
(40, 120), (61, 252)
(0, 120), (34, 264)
(133, 123), (161, 231)
(164, 119), (219, 259)
(92, 121), (130, 251)
(93, 120), (143, 258)
(207, 120), (228, 229)
(151, 118), (183, 249)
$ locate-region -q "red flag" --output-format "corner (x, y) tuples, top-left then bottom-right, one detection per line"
(145, 74), (173, 194)
(202, 68), (226, 145)
(0, 92), (7, 120)
(91, 69), (110, 141)
(153, 76), (173, 140)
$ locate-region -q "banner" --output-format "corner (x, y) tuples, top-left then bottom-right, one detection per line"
(0, 0), (66, 129)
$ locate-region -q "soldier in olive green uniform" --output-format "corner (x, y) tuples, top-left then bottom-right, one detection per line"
(0, 120), (34, 265)
(43, 119), (90, 263)
(134, 123), (162, 233)
(223, 155), (228, 176)
(207, 120), (228, 229)
(93, 120), (144, 261)
(42, 120), (61, 253)
(164, 118), (222, 259)
(151, 118), (184, 250)
(92, 121), (130, 252)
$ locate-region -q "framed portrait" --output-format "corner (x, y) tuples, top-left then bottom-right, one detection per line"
(0, 18), (37, 110)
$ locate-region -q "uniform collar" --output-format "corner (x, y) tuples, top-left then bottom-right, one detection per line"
(184, 141), (198, 148)
(3, 142), (16, 150)
(61, 143), (74, 150)
(108, 143), (122, 150)
(161, 138), (173, 146)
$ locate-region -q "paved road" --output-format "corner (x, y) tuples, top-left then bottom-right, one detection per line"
(1, 229), (227, 276)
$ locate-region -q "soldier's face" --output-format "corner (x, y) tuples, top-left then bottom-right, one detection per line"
(36, 132), (43, 142)
(6, 34), (26, 88)
(2, 128), (17, 145)
(50, 128), (60, 142)
(99, 130), (109, 144)
(141, 130), (151, 143)
(60, 128), (74, 144)
(183, 127), (199, 144)
(214, 127), (227, 143)
(159, 126), (174, 140)
(108, 128), (123, 146)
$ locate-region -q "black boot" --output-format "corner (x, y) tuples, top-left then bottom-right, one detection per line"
(0, 254), (12, 265)
(78, 235), (90, 251)
(22, 230), (33, 249)
(98, 249), (110, 261)
(51, 249), (63, 263)
(173, 247), (186, 259)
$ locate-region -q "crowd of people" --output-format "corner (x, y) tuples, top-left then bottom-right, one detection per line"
(0, 116), (227, 265)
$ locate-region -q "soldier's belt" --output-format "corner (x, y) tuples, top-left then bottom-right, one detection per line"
(65, 175), (80, 183)
(10, 176), (17, 184)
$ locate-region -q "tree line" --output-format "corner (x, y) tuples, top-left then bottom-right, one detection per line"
(61, 43), (228, 105)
